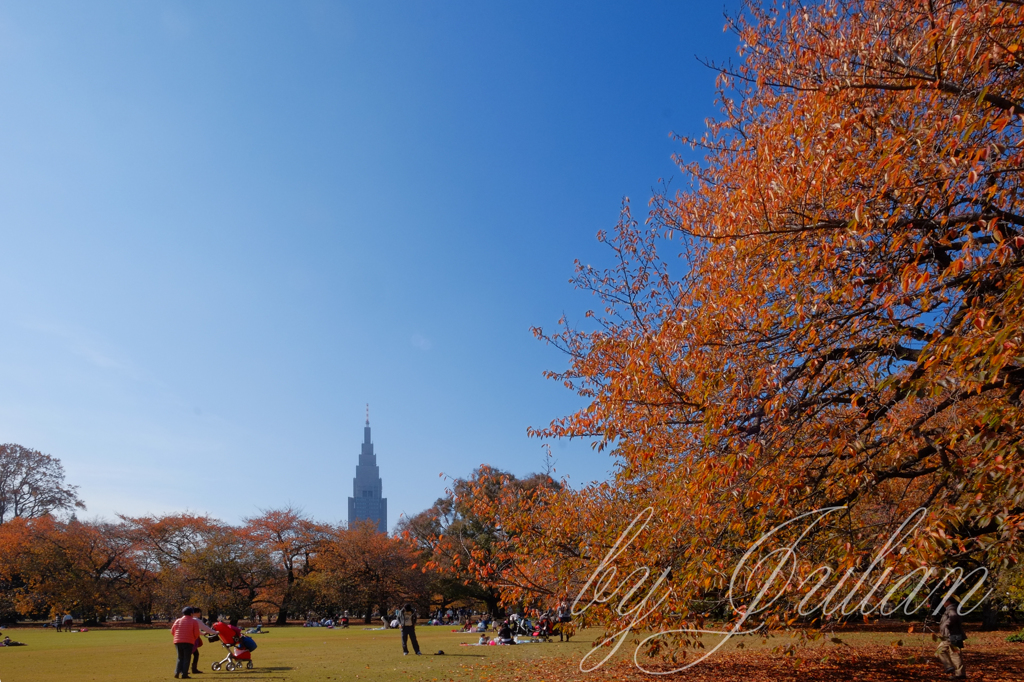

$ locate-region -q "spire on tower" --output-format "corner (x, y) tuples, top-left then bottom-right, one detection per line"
(366, 403), (369, 426)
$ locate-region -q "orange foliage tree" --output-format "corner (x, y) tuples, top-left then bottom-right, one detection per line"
(470, 0), (1024, 646)
(402, 467), (560, 616)
(120, 513), (277, 621)
(0, 517), (134, 622)
(314, 520), (427, 623)
(0, 512), (435, 625)
(241, 507), (330, 624)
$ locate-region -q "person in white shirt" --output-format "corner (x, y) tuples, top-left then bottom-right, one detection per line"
(188, 608), (217, 674)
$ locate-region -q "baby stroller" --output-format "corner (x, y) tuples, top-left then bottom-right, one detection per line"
(509, 617), (533, 637)
(532, 614), (554, 642)
(211, 628), (257, 672)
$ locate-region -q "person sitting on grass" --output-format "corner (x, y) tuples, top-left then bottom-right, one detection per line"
(497, 621), (515, 645)
(1, 636), (26, 646)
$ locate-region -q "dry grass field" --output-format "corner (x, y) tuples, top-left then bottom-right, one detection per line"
(0, 622), (1021, 681)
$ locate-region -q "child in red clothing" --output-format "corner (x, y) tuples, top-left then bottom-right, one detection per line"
(212, 617), (242, 645)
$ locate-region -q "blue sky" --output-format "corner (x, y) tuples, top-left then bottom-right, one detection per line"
(0, 1), (740, 528)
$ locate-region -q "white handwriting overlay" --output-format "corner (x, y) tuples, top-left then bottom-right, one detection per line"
(571, 507), (991, 675)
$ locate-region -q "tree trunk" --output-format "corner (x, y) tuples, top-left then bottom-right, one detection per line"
(276, 564), (295, 626)
(982, 601), (1000, 630)
(484, 591), (501, 618)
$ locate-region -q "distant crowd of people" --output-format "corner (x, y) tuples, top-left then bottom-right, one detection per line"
(303, 613), (350, 628)
(371, 599), (577, 654)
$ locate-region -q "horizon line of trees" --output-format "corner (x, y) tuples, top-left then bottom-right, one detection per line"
(0, 508), (426, 625)
(0, 441), (563, 625)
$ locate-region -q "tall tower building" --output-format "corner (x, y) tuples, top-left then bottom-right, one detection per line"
(347, 408), (387, 533)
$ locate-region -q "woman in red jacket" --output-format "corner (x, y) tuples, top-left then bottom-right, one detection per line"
(171, 607), (200, 679)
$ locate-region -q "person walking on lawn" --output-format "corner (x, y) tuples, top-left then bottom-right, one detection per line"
(189, 607), (217, 674)
(936, 600), (967, 679)
(171, 607), (201, 679)
(396, 603), (421, 655)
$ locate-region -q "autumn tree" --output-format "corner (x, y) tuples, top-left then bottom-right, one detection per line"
(0, 444), (84, 524)
(0, 517), (133, 622)
(404, 467), (560, 616)
(400, 497), (489, 614)
(183, 524), (277, 620)
(520, 0), (1024, 645)
(109, 520), (160, 623)
(242, 507), (329, 624)
(316, 520), (427, 623)
(120, 514), (275, 620)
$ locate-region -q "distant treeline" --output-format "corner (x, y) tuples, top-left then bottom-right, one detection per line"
(0, 443), (561, 625)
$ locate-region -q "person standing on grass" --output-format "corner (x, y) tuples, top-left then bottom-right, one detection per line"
(556, 600), (572, 642)
(188, 607), (217, 674)
(396, 603), (421, 655)
(62, 613), (72, 631)
(171, 607), (200, 679)
(937, 600), (967, 679)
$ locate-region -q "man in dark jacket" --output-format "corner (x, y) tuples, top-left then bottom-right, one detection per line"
(936, 600), (967, 679)
(396, 603), (421, 655)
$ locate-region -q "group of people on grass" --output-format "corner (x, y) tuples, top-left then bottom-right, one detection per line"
(303, 614), (349, 628)
(159, 596), (968, 679)
(52, 613), (73, 631)
(170, 606), (216, 679)
(489, 600), (574, 645)
(430, 607), (471, 625)
(169, 607), (250, 679)
(395, 599), (576, 651)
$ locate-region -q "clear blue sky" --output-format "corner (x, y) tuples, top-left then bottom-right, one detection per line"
(0, 1), (740, 528)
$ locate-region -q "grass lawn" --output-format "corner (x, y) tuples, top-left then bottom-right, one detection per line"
(0, 622), (1022, 681)
(0, 623), (594, 682)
